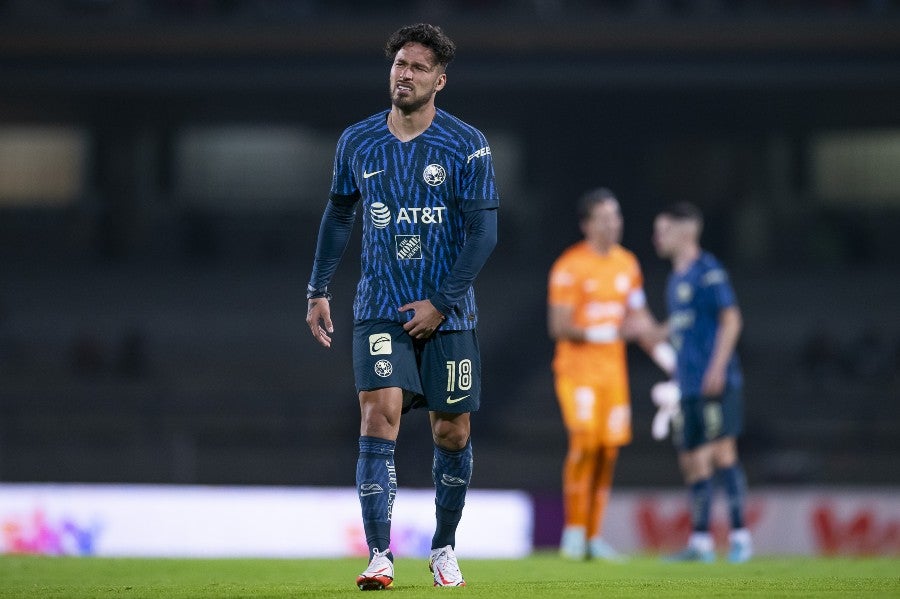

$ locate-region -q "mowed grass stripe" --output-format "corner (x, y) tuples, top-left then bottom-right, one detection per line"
(0, 554), (897, 598)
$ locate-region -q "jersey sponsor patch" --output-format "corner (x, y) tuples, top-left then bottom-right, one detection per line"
(396, 206), (445, 224)
(466, 146), (491, 163)
(369, 333), (392, 355)
(395, 235), (422, 260)
(370, 202), (391, 228)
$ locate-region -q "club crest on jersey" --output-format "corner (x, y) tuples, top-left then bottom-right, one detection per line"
(374, 359), (393, 378)
(423, 163), (446, 186)
(370, 202), (391, 229)
(395, 235), (422, 260)
(677, 282), (693, 303)
(369, 333), (392, 355)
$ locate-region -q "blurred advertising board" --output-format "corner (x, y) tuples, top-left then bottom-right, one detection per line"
(0, 484), (532, 558)
(598, 488), (899, 556)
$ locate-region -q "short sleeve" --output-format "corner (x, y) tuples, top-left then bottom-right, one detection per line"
(548, 256), (579, 307)
(329, 129), (360, 202)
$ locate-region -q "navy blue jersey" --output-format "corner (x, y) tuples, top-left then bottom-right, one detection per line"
(665, 251), (743, 396)
(330, 109), (499, 330)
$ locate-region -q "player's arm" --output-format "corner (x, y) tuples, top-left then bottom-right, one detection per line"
(702, 305), (742, 396)
(306, 196), (358, 348)
(414, 208), (497, 315)
(618, 278), (676, 374)
(547, 303), (579, 341)
(623, 300), (679, 438)
(626, 306), (677, 376)
(432, 207), (497, 313)
(402, 208), (496, 337)
(546, 303), (619, 344)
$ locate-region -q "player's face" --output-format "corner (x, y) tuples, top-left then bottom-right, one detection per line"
(389, 42), (446, 113)
(653, 215), (682, 258)
(582, 199), (623, 248)
(653, 215), (671, 257)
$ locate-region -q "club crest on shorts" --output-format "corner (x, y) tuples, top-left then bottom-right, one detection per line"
(374, 359), (393, 378)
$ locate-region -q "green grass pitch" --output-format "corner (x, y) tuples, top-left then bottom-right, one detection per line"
(1, 553), (897, 598)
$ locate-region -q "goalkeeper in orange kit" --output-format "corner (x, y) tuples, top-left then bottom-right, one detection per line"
(547, 188), (675, 560)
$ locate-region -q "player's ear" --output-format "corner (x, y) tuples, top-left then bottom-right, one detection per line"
(435, 72), (447, 92)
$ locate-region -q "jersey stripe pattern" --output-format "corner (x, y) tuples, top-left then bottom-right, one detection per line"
(665, 251), (743, 396)
(330, 109), (499, 330)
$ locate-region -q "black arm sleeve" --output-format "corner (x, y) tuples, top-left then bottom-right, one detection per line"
(307, 198), (357, 293)
(429, 207), (498, 315)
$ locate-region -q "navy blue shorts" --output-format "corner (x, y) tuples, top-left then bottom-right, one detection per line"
(671, 387), (743, 451)
(352, 319), (481, 414)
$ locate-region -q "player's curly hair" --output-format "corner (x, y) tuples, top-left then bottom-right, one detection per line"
(385, 23), (456, 67)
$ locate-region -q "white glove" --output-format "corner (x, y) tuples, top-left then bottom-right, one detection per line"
(650, 342), (677, 376)
(650, 381), (681, 441)
(584, 324), (619, 344)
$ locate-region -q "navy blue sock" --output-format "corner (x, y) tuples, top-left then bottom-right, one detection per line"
(689, 478), (713, 533)
(356, 436), (397, 560)
(431, 439), (473, 550)
(718, 464), (747, 529)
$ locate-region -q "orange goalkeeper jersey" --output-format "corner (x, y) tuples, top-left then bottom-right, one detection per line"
(548, 241), (645, 386)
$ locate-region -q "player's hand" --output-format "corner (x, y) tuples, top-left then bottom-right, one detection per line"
(306, 297), (334, 348)
(701, 364), (726, 397)
(621, 308), (667, 344)
(399, 300), (445, 339)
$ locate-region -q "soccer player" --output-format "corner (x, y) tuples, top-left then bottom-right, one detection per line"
(305, 23), (499, 590)
(652, 202), (752, 563)
(548, 188), (676, 561)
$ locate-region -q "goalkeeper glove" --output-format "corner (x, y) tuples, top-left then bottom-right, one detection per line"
(650, 380), (680, 441)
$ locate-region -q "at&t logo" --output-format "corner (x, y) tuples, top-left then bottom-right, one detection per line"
(370, 202), (391, 229)
(369, 202), (446, 228)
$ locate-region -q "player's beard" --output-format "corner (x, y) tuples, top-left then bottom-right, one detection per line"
(389, 82), (436, 114)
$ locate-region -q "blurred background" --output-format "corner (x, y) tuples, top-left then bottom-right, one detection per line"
(0, 1), (898, 503)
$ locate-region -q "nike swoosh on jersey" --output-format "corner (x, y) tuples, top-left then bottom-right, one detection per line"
(446, 395), (470, 404)
(363, 169), (385, 179)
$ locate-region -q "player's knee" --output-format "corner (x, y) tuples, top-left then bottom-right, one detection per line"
(679, 450), (713, 482)
(431, 421), (469, 451)
(710, 436), (737, 467)
(569, 431), (601, 456)
(360, 405), (401, 437)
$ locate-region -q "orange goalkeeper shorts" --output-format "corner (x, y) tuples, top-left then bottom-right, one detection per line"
(555, 376), (632, 447)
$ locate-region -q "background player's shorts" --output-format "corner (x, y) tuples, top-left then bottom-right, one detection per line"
(672, 386), (743, 451)
(352, 319), (481, 414)
(554, 377), (632, 446)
